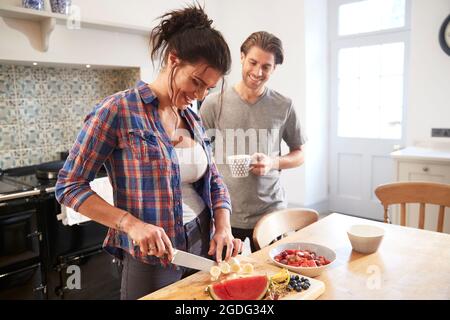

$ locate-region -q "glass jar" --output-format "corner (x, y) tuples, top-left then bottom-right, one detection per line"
(50, 0), (72, 15)
(22, 0), (45, 11)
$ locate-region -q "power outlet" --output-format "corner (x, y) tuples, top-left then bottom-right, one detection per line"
(431, 128), (450, 138)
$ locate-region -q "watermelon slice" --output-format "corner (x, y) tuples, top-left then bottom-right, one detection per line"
(207, 275), (269, 300)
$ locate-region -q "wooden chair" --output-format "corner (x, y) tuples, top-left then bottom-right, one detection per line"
(374, 181), (450, 232)
(252, 208), (319, 251)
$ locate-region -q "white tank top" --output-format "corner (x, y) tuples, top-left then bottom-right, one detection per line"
(174, 142), (208, 224)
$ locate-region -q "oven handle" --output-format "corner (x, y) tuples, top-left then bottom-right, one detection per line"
(0, 190), (41, 202)
(27, 230), (43, 241)
(0, 263), (41, 279)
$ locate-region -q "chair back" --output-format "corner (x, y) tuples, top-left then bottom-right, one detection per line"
(252, 208), (319, 250)
(374, 182), (450, 232)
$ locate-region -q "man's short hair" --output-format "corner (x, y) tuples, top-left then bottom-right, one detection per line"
(240, 31), (284, 65)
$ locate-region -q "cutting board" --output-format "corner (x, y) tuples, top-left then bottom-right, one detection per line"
(140, 255), (325, 300)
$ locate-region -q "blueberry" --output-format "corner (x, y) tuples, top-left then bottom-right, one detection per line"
(294, 275), (300, 281)
(295, 286), (302, 292)
(301, 277), (306, 282)
(302, 284), (309, 290)
(287, 285), (293, 291)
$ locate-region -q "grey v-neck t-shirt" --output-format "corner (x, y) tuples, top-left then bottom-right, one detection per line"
(200, 87), (305, 229)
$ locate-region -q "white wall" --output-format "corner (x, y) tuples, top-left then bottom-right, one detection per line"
(0, 0), (193, 80)
(212, 0), (309, 206)
(304, 0), (329, 209)
(407, 0), (450, 147)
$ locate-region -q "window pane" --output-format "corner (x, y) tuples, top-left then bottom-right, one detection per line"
(380, 75), (403, 108)
(338, 78), (359, 109)
(338, 48), (359, 79)
(337, 43), (404, 139)
(381, 42), (404, 75)
(339, 0), (405, 36)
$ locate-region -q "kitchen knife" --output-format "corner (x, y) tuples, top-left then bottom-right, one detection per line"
(170, 249), (217, 272)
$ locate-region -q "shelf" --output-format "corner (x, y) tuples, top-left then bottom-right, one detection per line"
(0, 4), (151, 51)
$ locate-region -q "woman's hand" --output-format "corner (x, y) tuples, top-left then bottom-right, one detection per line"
(208, 227), (242, 262)
(124, 216), (174, 261)
(208, 209), (242, 262)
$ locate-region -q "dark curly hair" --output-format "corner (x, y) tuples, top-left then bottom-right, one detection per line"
(150, 3), (231, 76)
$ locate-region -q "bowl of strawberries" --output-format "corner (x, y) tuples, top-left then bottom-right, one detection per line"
(269, 242), (336, 277)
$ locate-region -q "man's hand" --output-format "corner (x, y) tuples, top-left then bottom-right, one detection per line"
(249, 153), (274, 176)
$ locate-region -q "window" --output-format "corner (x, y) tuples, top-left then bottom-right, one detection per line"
(339, 0), (406, 36)
(331, 0), (410, 140)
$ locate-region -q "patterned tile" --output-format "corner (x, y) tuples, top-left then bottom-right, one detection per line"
(19, 123), (48, 149)
(17, 98), (48, 125)
(43, 98), (69, 123)
(1, 64), (140, 168)
(14, 66), (43, 99)
(0, 99), (18, 125)
(0, 149), (23, 169)
(46, 122), (66, 146)
(0, 64), (16, 100)
(0, 125), (21, 150)
(67, 98), (90, 123)
(21, 147), (58, 166)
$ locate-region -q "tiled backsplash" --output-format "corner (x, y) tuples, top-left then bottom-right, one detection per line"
(0, 64), (140, 169)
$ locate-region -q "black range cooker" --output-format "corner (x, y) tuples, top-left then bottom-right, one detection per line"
(0, 161), (121, 300)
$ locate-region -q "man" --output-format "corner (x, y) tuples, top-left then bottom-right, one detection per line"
(200, 31), (305, 252)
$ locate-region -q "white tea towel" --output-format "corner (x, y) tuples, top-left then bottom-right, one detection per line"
(58, 177), (114, 226)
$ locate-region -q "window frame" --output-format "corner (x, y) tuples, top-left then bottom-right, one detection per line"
(329, 0), (411, 140)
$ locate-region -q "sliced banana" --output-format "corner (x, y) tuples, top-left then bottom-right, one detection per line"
(230, 263), (241, 273)
(242, 262), (254, 274)
(209, 265), (221, 280)
(218, 261), (231, 274)
(227, 257), (240, 266)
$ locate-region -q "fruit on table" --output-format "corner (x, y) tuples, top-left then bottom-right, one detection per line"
(266, 269), (312, 299)
(270, 268), (290, 285)
(274, 249), (331, 267)
(242, 263), (254, 274)
(210, 259), (252, 279)
(207, 275), (269, 300)
(210, 266), (221, 280)
(218, 261), (231, 274)
(287, 274), (311, 292)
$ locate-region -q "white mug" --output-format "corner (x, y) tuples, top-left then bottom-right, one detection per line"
(227, 155), (252, 178)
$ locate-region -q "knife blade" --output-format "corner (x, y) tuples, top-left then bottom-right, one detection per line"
(170, 249), (217, 272)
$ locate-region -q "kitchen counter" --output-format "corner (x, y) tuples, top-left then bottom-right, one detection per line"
(391, 146), (450, 163)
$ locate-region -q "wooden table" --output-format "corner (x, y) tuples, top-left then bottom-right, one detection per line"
(251, 213), (450, 299)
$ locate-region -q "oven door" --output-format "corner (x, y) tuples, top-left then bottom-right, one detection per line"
(0, 199), (41, 269)
(0, 263), (45, 299)
(54, 248), (121, 300)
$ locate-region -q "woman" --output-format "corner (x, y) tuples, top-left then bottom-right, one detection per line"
(55, 4), (242, 300)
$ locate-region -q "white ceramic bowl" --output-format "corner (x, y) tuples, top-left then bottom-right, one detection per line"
(269, 242), (336, 278)
(347, 224), (385, 254)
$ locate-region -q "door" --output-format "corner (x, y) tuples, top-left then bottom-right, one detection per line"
(328, 0), (410, 221)
(52, 248), (121, 300)
(0, 263), (45, 300)
(0, 199), (41, 269)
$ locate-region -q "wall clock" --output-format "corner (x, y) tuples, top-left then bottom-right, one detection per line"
(439, 14), (450, 56)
